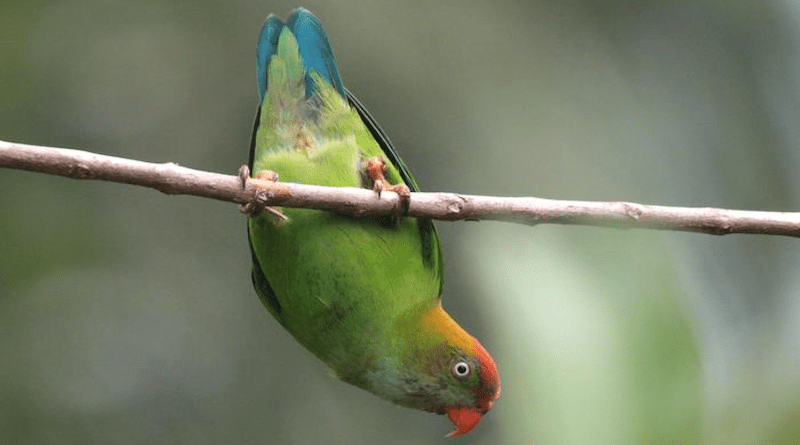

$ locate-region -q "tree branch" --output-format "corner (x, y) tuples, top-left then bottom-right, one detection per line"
(2, 139), (799, 237)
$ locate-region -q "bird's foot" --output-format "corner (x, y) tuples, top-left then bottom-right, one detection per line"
(239, 165), (288, 220)
(364, 157), (410, 223)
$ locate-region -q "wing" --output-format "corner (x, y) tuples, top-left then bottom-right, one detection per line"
(346, 88), (443, 285)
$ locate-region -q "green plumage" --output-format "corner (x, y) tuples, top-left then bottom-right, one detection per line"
(248, 27), (442, 391)
(247, 11), (499, 432)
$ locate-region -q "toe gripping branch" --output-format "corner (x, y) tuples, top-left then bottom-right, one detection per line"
(239, 164), (288, 220)
(239, 158), (411, 222)
(364, 157), (410, 222)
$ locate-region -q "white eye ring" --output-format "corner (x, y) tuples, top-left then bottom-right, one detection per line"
(452, 360), (471, 379)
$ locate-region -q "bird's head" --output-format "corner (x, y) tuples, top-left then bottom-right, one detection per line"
(442, 337), (501, 437)
(391, 302), (501, 437)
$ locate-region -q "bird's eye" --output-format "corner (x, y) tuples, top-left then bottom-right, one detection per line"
(451, 360), (472, 380)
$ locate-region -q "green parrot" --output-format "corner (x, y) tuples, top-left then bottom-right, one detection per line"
(247, 8), (500, 436)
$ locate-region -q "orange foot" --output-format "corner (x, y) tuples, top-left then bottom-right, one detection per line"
(238, 164), (287, 220)
(364, 157), (410, 222)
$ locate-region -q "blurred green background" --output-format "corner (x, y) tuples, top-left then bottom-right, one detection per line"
(2, 0), (799, 443)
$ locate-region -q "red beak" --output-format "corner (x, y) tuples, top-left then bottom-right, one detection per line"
(445, 406), (483, 437)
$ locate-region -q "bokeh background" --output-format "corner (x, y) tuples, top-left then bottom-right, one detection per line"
(2, 0), (800, 443)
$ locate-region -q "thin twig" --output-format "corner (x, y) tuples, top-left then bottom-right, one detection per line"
(2, 139), (799, 237)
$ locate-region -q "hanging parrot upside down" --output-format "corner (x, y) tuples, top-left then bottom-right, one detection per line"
(246, 8), (500, 437)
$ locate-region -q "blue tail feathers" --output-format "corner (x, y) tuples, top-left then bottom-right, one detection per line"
(256, 8), (346, 100)
(256, 15), (284, 99)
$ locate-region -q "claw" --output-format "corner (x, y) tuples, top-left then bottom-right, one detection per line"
(238, 164), (251, 189)
(239, 166), (288, 220)
(364, 157), (410, 223)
